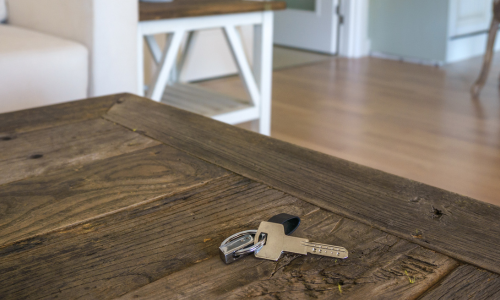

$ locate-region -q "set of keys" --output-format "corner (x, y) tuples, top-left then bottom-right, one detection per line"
(220, 214), (348, 264)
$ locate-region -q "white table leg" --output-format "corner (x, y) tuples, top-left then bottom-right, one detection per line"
(137, 26), (145, 96)
(144, 35), (162, 65)
(223, 25), (261, 107)
(147, 30), (185, 101)
(174, 31), (196, 82)
(253, 11), (274, 136)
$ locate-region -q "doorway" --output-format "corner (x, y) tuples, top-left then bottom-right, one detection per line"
(274, 0), (341, 54)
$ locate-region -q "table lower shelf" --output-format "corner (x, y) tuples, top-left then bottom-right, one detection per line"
(159, 83), (259, 124)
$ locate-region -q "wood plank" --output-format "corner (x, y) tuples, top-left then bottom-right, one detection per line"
(171, 82), (248, 107)
(140, 0), (286, 21)
(420, 265), (500, 300)
(162, 83), (251, 117)
(199, 55), (500, 207)
(0, 175), (456, 300)
(104, 94), (500, 275)
(0, 118), (159, 186)
(118, 208), (456, 299)
(0, 94), (120, 135)
(0, 175), (302, 299)
(0, 144), (229, 247)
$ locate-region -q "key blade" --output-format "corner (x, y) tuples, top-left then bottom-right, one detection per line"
(282, 235), (308, 255)
(303, 242), (349, 259)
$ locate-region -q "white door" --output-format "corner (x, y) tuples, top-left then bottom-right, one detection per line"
(448, 0), (493, 38)
(446, 0), (497, 62)
(274, 0), (340, 54)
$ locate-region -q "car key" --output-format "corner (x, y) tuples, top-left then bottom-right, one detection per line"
(254, 221), (348, 261)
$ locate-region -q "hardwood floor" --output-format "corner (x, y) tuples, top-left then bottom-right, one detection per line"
(198, 54), (500, 206)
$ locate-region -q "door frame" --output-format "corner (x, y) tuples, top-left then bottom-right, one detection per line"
(273, 0), (371, 58)
(338, 0), (371, 58)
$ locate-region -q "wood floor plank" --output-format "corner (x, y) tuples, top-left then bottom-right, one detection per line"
(0, 118), (160, 186)
(0, 94), (120, 135)
(161, 83), (251, 117)
(419, 265), (500, 300)
(198, 55), (500, 207)
(0, 144), (229, 247)
(118, 208), (456, 300)
(104, 94), (500, 275)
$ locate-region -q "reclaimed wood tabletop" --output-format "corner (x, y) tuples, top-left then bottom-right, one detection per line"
(1, 93), (500, 299)
(139, 0), (287, 21)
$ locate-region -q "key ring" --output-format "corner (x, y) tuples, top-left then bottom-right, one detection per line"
(220, 230), (256, 246)
(219, 214), (301, 264)
(235, 233), (266, 256)
(220, 230), (267, 256)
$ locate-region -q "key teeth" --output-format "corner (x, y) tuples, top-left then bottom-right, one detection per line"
(308, 246), (348, 259)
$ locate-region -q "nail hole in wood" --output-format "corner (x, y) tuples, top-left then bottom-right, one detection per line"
(1, 136), (13, 141)
(30, 154), (43, 159)
(432, 207), (444, 219)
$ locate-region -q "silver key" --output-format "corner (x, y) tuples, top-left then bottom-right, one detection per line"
(254, 221), (348, 261)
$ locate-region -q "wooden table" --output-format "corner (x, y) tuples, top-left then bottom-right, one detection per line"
(138, 0), (286, 136)
(140, 0), (286, 21)
(1, 94), (500, 299)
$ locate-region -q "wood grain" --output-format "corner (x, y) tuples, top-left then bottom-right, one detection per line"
(420, 265), (500, 300)
(0, 118), (159, 186)
(0, 175), (312, 299)
(199, 55), (500, 207)
(119, 208), (456, 300)
(0, 94), (119, 135)
(0, 144), (229, 247)
(140, 0), (286, 21)
(0, 174), (456, 300)
(104, 94), (500, 275)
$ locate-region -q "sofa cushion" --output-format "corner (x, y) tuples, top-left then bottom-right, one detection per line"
(0, 25), (88, 113)
(0, 0), (6, 23)
(6, 0), (138, 97)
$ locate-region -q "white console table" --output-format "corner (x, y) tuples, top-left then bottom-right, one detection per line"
(137, 1), (286, 136)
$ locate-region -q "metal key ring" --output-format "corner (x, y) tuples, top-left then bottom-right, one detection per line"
(220, 230), (267, 257)
(235, 234), (266, 256)
(220, 230), (257, 247)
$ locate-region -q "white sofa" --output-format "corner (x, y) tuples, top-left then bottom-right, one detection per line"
(0, 0), (138, 114)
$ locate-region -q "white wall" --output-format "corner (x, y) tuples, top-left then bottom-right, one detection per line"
(368, 0), (497, 63)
